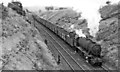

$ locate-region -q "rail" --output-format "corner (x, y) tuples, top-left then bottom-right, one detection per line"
(33, 14), (115, 72)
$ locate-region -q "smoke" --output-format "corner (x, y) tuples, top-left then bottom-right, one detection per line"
(82, 10), (102, 37)
(70, 24), (86, 37)
(73, 7), (100, 37)
(75, 29), (86, 37)
(73, 0), (119, 37)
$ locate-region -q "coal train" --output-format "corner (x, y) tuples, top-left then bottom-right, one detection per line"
(33, 15), (103, 66)
(8, 1), (25, 16)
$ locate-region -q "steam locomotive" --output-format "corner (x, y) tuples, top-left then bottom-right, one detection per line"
(33, 15), (103, 66)
(8, 1), (25, 16)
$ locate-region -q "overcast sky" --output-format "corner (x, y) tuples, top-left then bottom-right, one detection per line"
(0, 0), (119, 7)
(1, 0), (119, 36)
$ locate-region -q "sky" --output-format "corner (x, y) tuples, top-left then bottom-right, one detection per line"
(1, 0), (119, 36)
(0, 0), (119, 7)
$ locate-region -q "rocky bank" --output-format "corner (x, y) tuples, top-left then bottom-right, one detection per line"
(96, 2), (119, 68)
(0, 4), (60, 70)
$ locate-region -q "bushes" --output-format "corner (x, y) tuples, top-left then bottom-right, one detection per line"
(0, 4), (8, 20)
(96, 2), (119, 68)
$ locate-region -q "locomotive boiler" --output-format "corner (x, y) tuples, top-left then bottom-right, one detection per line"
(75, 37), (102, 66)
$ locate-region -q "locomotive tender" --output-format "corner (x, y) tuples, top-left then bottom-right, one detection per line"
(33, 15), (103, 66)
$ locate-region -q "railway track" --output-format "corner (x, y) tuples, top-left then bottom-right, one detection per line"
(33, 15), (116, 72)
(34, 20), (85, 71)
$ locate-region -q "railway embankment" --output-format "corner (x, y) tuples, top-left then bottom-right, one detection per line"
(96, 2), (119, 68)
(0, 4), (60, 70)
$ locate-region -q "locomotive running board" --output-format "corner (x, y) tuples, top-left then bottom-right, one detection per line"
(77, 47), (92, 57)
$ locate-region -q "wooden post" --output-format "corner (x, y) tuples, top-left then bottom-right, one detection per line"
(57, 55), (60, 65)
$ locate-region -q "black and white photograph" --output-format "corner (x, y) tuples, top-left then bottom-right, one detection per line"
(0, 0), (119, 71)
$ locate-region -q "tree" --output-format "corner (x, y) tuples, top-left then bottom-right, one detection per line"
(106, 1), (111, 5)
(45, 6), (54, 11)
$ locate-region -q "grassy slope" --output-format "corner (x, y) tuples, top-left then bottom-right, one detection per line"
(1, 5), (60, 70)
